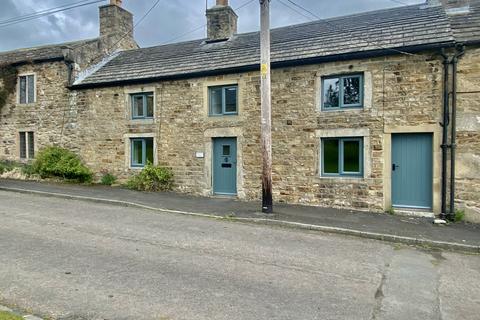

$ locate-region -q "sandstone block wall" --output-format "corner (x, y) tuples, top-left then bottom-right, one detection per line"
(1, 47), (478, 221)
(74, 51), (449, 214)
(0, 61), (76, 160)
(455, 47), (480, 222)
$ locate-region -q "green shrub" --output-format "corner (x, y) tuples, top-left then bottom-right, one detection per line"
(0, 160), (18, 174)
(21, 163), (36, 176)
(126, 163), (173, 192)
(32, 146), (92, 183)
(454, 209), (465, 222)
(100, 172), (117, 186)
(0, 160), (37, 177)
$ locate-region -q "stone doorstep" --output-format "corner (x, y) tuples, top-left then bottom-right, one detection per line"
(392, 208), (435, 218)
(0, 305), (44, 320)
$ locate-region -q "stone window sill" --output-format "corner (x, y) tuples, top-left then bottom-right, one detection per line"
(128, 119), (155, 125)
(315, 176), (367, 183)
(16, 103), (37, 107)
(317, 107), (366, 113)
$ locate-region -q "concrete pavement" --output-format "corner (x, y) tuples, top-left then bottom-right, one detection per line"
(0, 191), (479, 320)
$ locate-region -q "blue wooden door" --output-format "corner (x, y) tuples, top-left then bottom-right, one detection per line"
(392, 133), (433, 209)
(213, 138), (237, 195)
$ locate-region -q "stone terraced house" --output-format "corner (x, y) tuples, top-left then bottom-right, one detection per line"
(1, 0), (479, 221)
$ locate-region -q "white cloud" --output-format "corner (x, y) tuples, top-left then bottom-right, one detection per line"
(0, 0), (425, 51)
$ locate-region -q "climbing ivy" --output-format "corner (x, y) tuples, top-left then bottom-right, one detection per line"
(0, 63), (18, 111)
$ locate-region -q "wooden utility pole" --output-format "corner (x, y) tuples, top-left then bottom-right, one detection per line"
(260, 0), (273, 213)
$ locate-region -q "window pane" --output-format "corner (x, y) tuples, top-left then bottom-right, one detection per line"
(132, 96), (144, 118)
(343, 76), (361, 106)
(146, 94), (154, 118)
(323, 78), (340, 108)
(225, 87), (237, 113)
(145, 138), (154, 164)
(19, 76), (26, 104)
(323, 139), (339, 174)
(343, 140), (360, 173)
(132, 140), (143, 166)
(210, 88), (222, 115)
(222, 145), (230, 156)
(19, 132), (26, 158)
(28, 132), (34, 159)
(27, 75), (35, 103)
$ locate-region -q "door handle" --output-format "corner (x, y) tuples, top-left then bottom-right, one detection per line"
(392, 163), (400, 171)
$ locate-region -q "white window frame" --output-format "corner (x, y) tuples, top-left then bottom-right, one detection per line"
(17, 73), (36, 104)
(19, 131), (35, 160)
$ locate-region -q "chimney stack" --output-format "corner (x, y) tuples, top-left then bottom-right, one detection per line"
(99, 0), (133, 40)
(427, 0), (470, 15)
(206, 0), (238, 41)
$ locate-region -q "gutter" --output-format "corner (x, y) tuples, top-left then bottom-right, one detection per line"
(9, 56), (65, 67)
(69, 41), (457, 90)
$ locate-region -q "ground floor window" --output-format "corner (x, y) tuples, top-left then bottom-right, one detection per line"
(321, 137), (363, 177)
(131, 137), (154, 167)
(19, 131), (34, 159)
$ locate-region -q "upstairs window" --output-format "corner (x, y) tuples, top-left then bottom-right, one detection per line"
(131, 92), (154, 119)
(322, 74), (363, 110)
(130, 137), (154, 168)
(209, 85), (238, 116)
(19, 74), (35, 104)
(19, 131), (34, 159)
(322, 137), (363, 177)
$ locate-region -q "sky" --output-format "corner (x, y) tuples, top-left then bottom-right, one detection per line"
(0, 0), (424, 52)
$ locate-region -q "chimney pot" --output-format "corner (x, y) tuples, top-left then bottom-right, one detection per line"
(216, 0), (228, 5)
(110, 0), (122, 6)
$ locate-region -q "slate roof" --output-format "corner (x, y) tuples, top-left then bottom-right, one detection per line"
(74, 1), (480, 87)
(2, 1), (479, 87)
(0, 38), (98, 65)
(448, 0), (480, 42)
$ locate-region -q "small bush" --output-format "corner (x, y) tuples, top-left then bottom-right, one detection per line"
(0, 160), (26, 175)
(32, 146), (92, 183)
(0, 160), (15, 174)
(126, 163), (173, 192)
(100, 172), (117, 186)
(386, 207), (395, 215)
(21, 163), (36, 176)
(454, 209), (465, 222)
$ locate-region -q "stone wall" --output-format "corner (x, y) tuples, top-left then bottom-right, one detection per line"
(1, 47), (478, 221)
(455, 46), (480, 222)
(0, 61), (77, 161)
(73, 51), (448, 214)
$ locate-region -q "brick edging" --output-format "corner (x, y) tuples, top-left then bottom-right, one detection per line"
(1, 186), (478, 254)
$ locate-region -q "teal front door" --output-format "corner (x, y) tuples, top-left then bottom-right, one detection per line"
(392, 133), (433, 209)
(213, 137), (237, 195)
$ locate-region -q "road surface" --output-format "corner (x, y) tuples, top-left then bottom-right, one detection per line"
(0, 191), (478, 319)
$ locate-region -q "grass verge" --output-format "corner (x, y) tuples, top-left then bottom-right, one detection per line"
(0, 311), (23, 320)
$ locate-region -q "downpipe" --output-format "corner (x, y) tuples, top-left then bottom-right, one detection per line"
(448, 46), (465, 220)
(439, 49), (449, 219)
(439, 46), (465, 221)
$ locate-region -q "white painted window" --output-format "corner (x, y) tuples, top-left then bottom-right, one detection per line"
(18, 74), (35, 104)
(19, 131), (34, 159)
